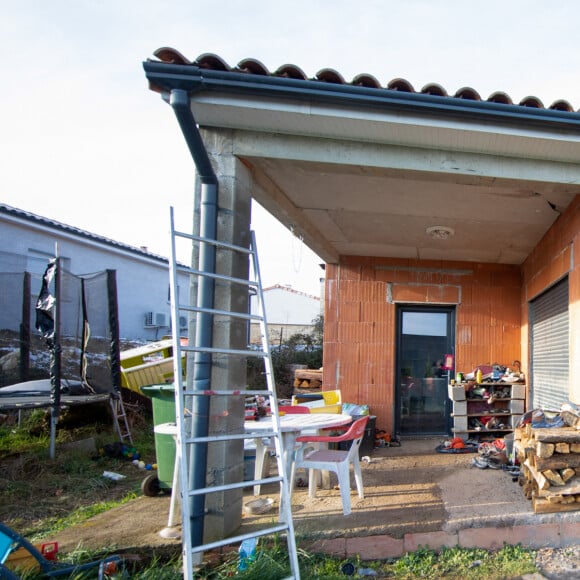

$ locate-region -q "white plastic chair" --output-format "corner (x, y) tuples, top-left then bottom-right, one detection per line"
(252, 405), (310, 496)
(291, 415), (369, 515)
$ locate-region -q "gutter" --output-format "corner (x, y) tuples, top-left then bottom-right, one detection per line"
(144, 61), (580, 132)
(167, 88), (217, 548)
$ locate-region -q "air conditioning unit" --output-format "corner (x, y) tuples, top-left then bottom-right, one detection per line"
(144, 311), (169, 328)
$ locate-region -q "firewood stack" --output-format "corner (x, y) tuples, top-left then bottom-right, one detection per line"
(516, 408), (580, 513)
(293, 368), (322, 393)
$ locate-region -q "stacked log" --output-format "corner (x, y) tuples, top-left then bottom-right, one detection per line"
(293, 368), (322, 392)
(516, 424), (580, 513)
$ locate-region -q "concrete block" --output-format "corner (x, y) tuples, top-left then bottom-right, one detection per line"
(510, 400), (525, 414)
(404, 531), (459, 552)
(459, 524), (560, 550)
(448, 384), (466, 401)
(510, 414), (523, 428)
(453, 416), (468, 431)
(306, 537), (346, 557)
(510, 384), (526, 399)
(346, 535), (404, 559)
(453, 401), (467, 415)
(559, 522), (580, 546)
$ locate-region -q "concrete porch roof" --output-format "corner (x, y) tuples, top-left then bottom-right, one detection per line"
(144, 50), (580, 266)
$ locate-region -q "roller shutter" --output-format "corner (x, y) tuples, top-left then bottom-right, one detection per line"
(530, 277), (569, 411)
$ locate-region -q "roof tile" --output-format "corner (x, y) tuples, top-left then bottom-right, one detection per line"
(150, 48), (579, 113)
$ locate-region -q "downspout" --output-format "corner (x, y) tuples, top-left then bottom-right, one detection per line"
(168, 88), (217, 548)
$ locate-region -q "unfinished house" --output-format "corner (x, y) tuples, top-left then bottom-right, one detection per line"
(144, 48), (580, 443)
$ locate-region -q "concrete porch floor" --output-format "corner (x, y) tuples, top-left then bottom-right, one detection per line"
(51, 438), (580, 561)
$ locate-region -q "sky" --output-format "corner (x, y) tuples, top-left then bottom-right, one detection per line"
(2, 1), (580, 297)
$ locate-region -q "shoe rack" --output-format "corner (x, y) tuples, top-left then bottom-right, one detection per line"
(449, 382), (526, 437)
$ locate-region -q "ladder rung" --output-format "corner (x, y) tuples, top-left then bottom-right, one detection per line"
(181, 389), (277, 397)
(173, 230), (254, 256)
(185, 475), (283, 496)
(176, 264), (259, 288)
(189, 524), (291, 554)
(178, 303), (264, 322)
(182, 433), (279, 444)
(180, 345), (268, 357)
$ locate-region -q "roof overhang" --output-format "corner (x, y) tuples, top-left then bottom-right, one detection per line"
(144, 57), (580, 265)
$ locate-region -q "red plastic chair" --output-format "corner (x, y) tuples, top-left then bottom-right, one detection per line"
(291, 415), (369, 515)
(279, 405), (310, 414)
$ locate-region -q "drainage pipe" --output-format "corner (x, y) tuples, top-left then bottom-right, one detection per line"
(169, 88), (217, 548)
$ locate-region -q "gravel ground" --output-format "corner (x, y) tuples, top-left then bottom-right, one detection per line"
(535, 546), (580, 579)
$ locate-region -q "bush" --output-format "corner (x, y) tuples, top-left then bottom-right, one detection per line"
(247, 316), (323, 397)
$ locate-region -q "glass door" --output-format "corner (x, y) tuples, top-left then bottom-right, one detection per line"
(396, 306), (455, 436)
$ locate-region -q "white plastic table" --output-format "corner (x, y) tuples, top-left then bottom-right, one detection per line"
(244, 413), (353, 490)
(155, 413), (352, 533)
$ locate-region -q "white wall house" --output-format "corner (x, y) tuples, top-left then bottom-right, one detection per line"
(249, 284), (321, 345)
(0, 203), (189, 341)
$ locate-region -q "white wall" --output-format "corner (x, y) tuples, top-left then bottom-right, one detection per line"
(251, 285), (321, 325)
(0, 216), (189, 340)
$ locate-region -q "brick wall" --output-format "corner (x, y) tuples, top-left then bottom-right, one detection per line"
(323, 259), (521, 434)
(323, 195), (580, 435)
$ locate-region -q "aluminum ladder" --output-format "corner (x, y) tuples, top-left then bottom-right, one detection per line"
(109, 396), (133, 445)
(168, 208), (300, 580)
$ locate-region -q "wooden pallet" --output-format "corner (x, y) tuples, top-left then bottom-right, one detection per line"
(293, 368), (322, 389)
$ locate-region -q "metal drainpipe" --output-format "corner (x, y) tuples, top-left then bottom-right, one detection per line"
(169, 88), (217, 548)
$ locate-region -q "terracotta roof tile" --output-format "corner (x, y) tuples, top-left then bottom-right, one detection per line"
(274, 64), (308, 80)
(150, 48), (579, 113)
(315, 68), (346, 84)
(454, 87), (481, 101)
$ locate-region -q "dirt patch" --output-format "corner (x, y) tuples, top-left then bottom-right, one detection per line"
(50, 439), (481, 553)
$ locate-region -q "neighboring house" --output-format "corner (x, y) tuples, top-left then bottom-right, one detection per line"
(0, 203), (189, 341)
(249, 284), (321, 345)
(145, 49), (580, 442)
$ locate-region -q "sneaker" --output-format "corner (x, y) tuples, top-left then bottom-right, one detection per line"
(472, 457), (489, 469)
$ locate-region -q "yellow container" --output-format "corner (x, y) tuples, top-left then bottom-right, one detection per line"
(292, 390), (342, 414)
(120, 339), (184, 394)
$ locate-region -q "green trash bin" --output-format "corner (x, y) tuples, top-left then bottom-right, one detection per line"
(140, 384), (176, 496)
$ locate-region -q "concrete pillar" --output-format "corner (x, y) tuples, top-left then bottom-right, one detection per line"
(189, 127), (252, 542)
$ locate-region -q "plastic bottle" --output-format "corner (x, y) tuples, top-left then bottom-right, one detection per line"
(476, 368), (483, 384)
(238, 537), (257, 571)
(357, 568), (378, 576)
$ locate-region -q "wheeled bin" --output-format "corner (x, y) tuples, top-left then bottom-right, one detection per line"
(140, 384), (176, 496)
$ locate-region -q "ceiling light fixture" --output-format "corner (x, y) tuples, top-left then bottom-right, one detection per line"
(426, 225), (455, 240)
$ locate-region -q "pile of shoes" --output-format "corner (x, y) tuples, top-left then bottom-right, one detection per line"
(471, 439), (510, 469)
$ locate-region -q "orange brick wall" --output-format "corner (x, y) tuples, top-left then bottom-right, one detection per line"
(323, 196), (580, 434)
(521, 195), (580, 403)
(323, 259), (522, 434)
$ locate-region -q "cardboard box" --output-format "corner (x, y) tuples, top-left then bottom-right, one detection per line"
(448, 384), (466, 401)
